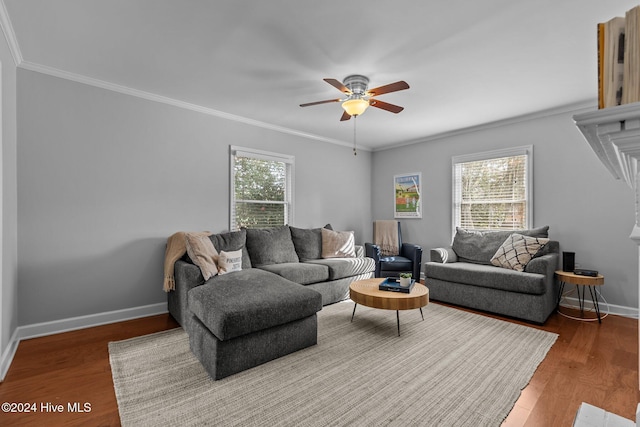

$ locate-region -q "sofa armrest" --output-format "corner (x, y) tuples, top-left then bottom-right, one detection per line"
(168, 260), (206, 327)
(400, 243), (423, 278)
(364, 243), (381, 277)
(364, 243), (381, 261)
(174, 259), (205, 290)
(430, 247), (458, 263)
(354, 244), (365, 258)
(525, 253), (559, 278)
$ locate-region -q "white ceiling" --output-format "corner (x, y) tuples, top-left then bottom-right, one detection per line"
(3, 0), (639, 151)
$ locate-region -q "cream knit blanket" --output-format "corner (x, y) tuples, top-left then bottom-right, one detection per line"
(163, 231), (210, 292)
(374, 220), (399, 256)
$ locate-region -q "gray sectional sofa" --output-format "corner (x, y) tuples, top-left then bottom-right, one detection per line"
(168, 224), (375, 379)
(424, 226), (559, 324)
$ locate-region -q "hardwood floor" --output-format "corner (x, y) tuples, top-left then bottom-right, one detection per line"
(0, 314), (179, 426)
(499, 305), (640, 426)
(0, 305), (637, 427)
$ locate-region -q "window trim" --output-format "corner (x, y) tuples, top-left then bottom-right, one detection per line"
(451, 145), (533, 236)
(229, 145), (295, 231)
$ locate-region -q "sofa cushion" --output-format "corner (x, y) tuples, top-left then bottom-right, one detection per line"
(209, 229), (252, 269)
(321, 228), (356, 258)
(379, 255), (413, 273)
(290, 226), (323, 261)
(490, 234), (549, 272)
(188, 269), (322, 341)
(306, 257), (375, 280)
(424, 261), (546, 295)
(452, 226), (549, 265)
(257, 262), (329, 285)
(245, 225), (299, 266)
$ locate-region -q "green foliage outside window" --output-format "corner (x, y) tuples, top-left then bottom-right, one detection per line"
(233, 156), (288, 229)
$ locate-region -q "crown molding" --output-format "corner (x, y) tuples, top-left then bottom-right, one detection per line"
(0, 3), (355, 149)
(374, 99), (598, 152)
(0, 0), (589, 156)
(0, 0), (22, 65)
(17, 60), (364, 151)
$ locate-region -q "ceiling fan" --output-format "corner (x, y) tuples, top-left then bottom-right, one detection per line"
(300, 75), (409, 121)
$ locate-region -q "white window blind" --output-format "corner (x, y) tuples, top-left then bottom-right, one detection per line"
(230, 146), (294, 231)
(452, 146), (532, 233)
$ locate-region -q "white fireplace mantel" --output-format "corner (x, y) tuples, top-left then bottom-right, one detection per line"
(574, 102), (640, 234)
(573, 101), (640, 394)
(573, 102), (640, 236)
(574, 102), (640, 190)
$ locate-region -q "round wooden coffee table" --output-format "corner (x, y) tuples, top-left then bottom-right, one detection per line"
(349, 278), (429, 336)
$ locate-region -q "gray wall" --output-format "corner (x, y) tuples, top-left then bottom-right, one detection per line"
(17, 69), (372, 326)
(1, 32), (18, 362)
(14, 67), (640, 328)
(372, 109), (638, 309)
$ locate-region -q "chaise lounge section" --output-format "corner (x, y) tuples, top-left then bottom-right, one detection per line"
(167, 224), (375, 379)
(188, 268), (322, 380)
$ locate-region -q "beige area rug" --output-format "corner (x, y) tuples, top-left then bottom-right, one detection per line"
(109, 302), (557, 427)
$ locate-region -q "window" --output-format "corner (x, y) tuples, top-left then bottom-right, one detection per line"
(452, 146), (532, 233)
(230, 146), (294, 230)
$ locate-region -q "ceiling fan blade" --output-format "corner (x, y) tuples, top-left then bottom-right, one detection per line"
(367, 81), (410, 97)
(300, 98), (342, 107)
(340, 111), (351, 121)
(369, 99), (404, 114)
(324, 78), (351, 94)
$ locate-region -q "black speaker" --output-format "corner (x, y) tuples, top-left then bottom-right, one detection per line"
(562, 252), (575, 272)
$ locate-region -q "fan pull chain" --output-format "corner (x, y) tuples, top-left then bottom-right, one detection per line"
(353, 115), (357, 156)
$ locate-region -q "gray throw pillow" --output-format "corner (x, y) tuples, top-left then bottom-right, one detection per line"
(245, 225), (300, 266)
(452, 226), (549, 265)
(209, 229), (252, 269)
(289, 224), (333, 261)
(290, 226), (322, 261)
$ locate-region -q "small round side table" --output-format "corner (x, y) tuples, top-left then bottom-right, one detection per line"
(555, 270), (604, 323)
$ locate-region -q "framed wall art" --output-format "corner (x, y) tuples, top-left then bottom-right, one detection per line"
(394, 172), (422, 218)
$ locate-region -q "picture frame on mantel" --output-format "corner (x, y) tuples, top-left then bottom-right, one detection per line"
(394, 172), (422, 218)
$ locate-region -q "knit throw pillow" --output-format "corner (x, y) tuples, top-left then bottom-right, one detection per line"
(490, 233), (549, 272)
(184, 232), (219, 280)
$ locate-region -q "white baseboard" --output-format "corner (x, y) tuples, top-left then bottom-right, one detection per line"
(17, 302), (168, 340)
(0, 302), (168, 381)
(0, 328), (20, 382)
(560, 296), (638, 319)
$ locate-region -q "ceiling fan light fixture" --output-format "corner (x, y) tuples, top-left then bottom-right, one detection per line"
(341, 98), (369, 117)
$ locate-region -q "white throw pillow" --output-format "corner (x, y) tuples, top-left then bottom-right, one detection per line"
(321, 228), (356, 258)
(490, 233), (549, 272)
(217, 249), (243, 275)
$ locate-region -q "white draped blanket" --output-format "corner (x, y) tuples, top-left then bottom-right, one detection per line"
(374, 220), (399, 256)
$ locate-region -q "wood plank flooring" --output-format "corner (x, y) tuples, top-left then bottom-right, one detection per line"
(0, 304), (637, 426)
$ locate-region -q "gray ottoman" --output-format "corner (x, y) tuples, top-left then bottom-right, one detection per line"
(187, 269), (322, 380)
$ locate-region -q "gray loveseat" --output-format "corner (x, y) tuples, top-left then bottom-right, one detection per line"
(168, 225), (375, 379)
(424, 226), (559, 324)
